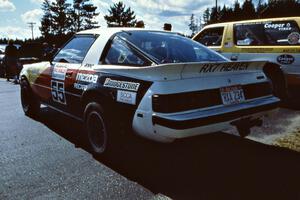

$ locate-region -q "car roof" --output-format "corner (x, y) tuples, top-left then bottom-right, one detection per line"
(203, 16), (300, 29)
(77, 27), (174, 37)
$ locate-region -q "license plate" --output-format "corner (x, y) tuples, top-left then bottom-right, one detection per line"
(220, 85), (245, 105)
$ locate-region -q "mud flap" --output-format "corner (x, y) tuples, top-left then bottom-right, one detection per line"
(231, 118), (263, 138)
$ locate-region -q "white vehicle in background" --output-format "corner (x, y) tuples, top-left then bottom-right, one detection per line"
(0, 45), (6, 77)
(20, 28), (280, 155)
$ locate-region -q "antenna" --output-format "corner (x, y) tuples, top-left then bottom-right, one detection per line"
(27, 22), (36, 40)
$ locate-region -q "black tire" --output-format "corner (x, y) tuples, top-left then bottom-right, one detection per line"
(84, 102), (115, 155)
(20, 79), (40, 117)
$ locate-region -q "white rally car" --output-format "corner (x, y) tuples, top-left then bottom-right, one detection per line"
(20, 28), (280, 155)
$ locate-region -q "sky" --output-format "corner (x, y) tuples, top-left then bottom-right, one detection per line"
(0, 0), (261, 40)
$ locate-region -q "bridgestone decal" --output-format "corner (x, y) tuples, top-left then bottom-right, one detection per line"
(103, 78), (140, 91)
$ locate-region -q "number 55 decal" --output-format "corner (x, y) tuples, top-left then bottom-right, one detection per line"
(51, 80), (66, 104)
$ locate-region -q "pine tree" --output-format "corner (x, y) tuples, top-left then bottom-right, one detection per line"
(203, 8), (210, 25)
(71, 0), (99, 32)
(241, 0), (256, 20)
(264, 0), (300, 18)
(40, 0), (53, 37)
(219, 5), (226, 21)
(210, 6), (220, 23)
(202, 0), (300, 25)
(50, 0), (72, 35)
(198, 16), (203, 30)
(256, 0), (268, 17)
(233, 0), (242, 20)
(189, 14), (198, 37)
(104, 2), (137, 27)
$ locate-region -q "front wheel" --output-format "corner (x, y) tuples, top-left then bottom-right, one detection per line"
(20, 79), (40, 117)
(84, 102), (115, 155)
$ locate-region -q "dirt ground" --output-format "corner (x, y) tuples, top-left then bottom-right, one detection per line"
(273, 129), (300, 152)
(228, 105), (300, 151)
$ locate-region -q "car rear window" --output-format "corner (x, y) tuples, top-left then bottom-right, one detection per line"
(117, 31), (227, 64)
(234, 20), (300, 46)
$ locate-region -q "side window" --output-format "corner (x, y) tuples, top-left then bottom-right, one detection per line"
(53, 35), (96, 64)
(103, 37), (151, 67)
(195, 27), (224, 46)
(193, 46), (218, 61)
(234, 21), (300, 46)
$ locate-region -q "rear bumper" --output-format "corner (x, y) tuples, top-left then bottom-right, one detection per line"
(284, 73), (300, 98)
(153, 96), (280, 130)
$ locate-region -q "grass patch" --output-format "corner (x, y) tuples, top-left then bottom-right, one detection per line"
(273, 128), (300, 152)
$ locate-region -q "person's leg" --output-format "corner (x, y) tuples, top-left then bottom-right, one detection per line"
(5, 66), (10, 81)
(13, 75), (18, 84)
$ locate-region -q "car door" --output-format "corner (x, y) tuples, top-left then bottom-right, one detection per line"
(50, 35), (97, 113)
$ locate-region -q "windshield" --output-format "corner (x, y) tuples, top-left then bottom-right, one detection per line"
(117, 31), (227, 64)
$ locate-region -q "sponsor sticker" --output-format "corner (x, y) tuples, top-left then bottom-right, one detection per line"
(264, 22), (292, 31)
(52, 66), (67, 80)
(84, 63), (94, 68)
(199, 63), (249, 73)
(117, 90), (137, 105)
(103, 78), (140, 91)
(287, 32), (300, 45)
(76, 73), (98, 83)
(277, 54), (295, 65)
(74, 83), (88, 91)
(51, 81), (66, 104)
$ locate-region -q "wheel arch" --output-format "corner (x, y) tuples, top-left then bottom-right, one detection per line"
(81, 88), (115, 119)
(20, 74), (29, 82)
(263, 62), (288, 100)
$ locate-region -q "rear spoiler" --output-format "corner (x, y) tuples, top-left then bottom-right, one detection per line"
(94, 61), (268, 81)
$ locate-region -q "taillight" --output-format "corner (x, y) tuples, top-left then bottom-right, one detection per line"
(152, 82), (272, 113)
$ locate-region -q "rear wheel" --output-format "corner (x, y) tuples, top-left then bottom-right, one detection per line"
(84, 102), (115, 155)
(20, 79), (40, 117)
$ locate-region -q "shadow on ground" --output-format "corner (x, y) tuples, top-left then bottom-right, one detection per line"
(36, 107), (300, 200)
(281, 99), (300, 110)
